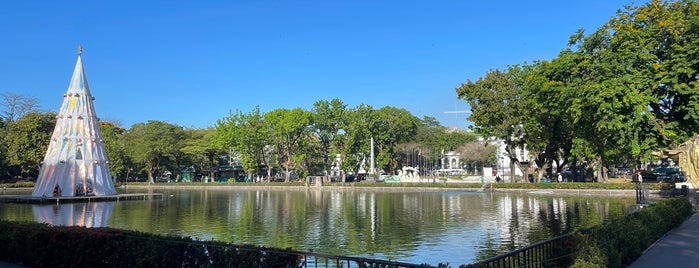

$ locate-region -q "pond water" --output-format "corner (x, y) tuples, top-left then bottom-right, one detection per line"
(0, 187), (636, 266)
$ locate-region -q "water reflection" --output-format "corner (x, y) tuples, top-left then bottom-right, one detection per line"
(0, 188), (635, 266)
(33, 202), (114, 227)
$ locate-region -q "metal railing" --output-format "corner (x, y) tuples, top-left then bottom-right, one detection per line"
(289, 250), (438, 268)
(465, 233), (575, 268)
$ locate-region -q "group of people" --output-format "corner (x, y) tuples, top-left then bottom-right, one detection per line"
(51, 182), (95, 197)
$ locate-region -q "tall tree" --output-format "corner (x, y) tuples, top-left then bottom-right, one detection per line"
(311, 99), (347, 175)
(370, 106), (420, 173)
(521, 60), (575, 178)
(3, 111), (56, 179)
(343, 104), (375, 175)
(264, 108), (312, 182)
(214, 106), (271, 180)
(122, 120), (186, 184)
(560, 0), (699, 179)
(181, 127), (221, 179)
(607, 0), (699, 147)
(456, 67), (527, 182)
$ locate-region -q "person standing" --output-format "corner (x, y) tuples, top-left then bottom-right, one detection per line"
(636, 170), (643, 183)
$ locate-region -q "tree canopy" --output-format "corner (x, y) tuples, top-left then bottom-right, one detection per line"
(457, 0), (699, 180)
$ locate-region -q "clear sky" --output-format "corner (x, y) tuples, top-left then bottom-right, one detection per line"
(0, 0), (634, 129)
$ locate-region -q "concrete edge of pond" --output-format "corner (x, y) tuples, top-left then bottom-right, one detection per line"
(0, 193), (164, 204)
(120, 184), (657, 197)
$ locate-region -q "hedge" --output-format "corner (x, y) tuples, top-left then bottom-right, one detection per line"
(0, 221), (299, 268)
(571, 197), (694, 267)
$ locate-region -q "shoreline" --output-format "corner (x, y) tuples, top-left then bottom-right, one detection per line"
(3, 184), (660, 198)
(122, 184), (653, 198)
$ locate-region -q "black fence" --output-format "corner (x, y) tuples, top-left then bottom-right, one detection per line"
(291, 250), (437, 268)
(466, 234), (574, 268)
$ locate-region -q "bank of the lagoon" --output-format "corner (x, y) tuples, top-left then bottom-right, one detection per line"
(0, 182), (652, 266)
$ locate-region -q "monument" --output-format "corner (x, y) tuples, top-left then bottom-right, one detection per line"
(32, 47), (117, 197)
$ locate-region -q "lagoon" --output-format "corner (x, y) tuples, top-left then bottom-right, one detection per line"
(0, 187), (636, 266)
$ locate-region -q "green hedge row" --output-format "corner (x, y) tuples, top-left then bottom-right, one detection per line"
(0, 181), (35, 188)
(571, 197), (694, 267)
(0, 221), (299, 268)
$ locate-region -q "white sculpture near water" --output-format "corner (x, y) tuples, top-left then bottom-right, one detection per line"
(32, 47), (117, 197)
(398, 166), (421, 182)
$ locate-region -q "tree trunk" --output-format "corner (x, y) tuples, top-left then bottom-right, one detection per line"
(147, 169), (155, 184)
(509, 159), (517, 183)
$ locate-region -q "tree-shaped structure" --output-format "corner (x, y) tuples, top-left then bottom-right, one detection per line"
(33, 47), (116, 197)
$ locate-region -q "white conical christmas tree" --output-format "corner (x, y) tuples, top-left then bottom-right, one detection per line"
(32, 47), (117, 197)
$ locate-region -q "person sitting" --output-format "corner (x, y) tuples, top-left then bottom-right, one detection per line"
(52, 184), (62, 197)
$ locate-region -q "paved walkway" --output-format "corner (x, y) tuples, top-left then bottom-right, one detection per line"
(0, 261), (24, 268)
(630, 190), (699, 268)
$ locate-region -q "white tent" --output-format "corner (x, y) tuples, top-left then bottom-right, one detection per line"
(32, 47), (117, 197)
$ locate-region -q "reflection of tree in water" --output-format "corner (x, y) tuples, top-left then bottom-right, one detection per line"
(473, 195), (634, 262)
(93, 189), (635, 266)
(474, 232), (509, 261)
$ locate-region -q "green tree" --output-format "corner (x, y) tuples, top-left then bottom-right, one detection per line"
(264, 108), (312, 182)
(122, 120), (186, 184)
(521, 60), (575, 178)
(456, 67), (527, 182)
(214, 106), (271, 180)
(99, 121), (130, 182)
(342, 104), (375, 175)
(370, 106), (419, 173)
(311, 99), (348, 175)
(559, 0), (699, 179)
(610, 0), (699, 146)
(181, 127), (221, 179)
(3, 111), (56, 179)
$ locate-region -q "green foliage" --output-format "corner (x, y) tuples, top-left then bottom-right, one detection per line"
(459, 0), (699, 179)
(0, 181), (34, 188)
(264, 108), (312, 182)
(572, 197), (693, 267)
(122, 120), (186, 183)
(215, 106), (271, 179)
(466, 197), (692, 268)
(99, 121), (129, 181)
(415, 116), (478, 153)
(2, 111), (56, 178)
(0, 220), (299, 267)
(311, 98), (348, 173)
(370, 106), (420, 172)
(455, 67), (528, 180)
(342, 104), (373, 173)
(181, 127), (221, 178)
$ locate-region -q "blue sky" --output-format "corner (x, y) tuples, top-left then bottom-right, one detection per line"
(1, 0), (634, 129)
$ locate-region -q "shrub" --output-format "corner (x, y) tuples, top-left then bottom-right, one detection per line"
(571, 197), (694, 267)
(0, 221), (299, 267)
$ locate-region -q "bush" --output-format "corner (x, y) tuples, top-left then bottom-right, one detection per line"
(571, 197), (694, 267)
(0, 221), (299, 267)
(0, 181), (35, 188)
